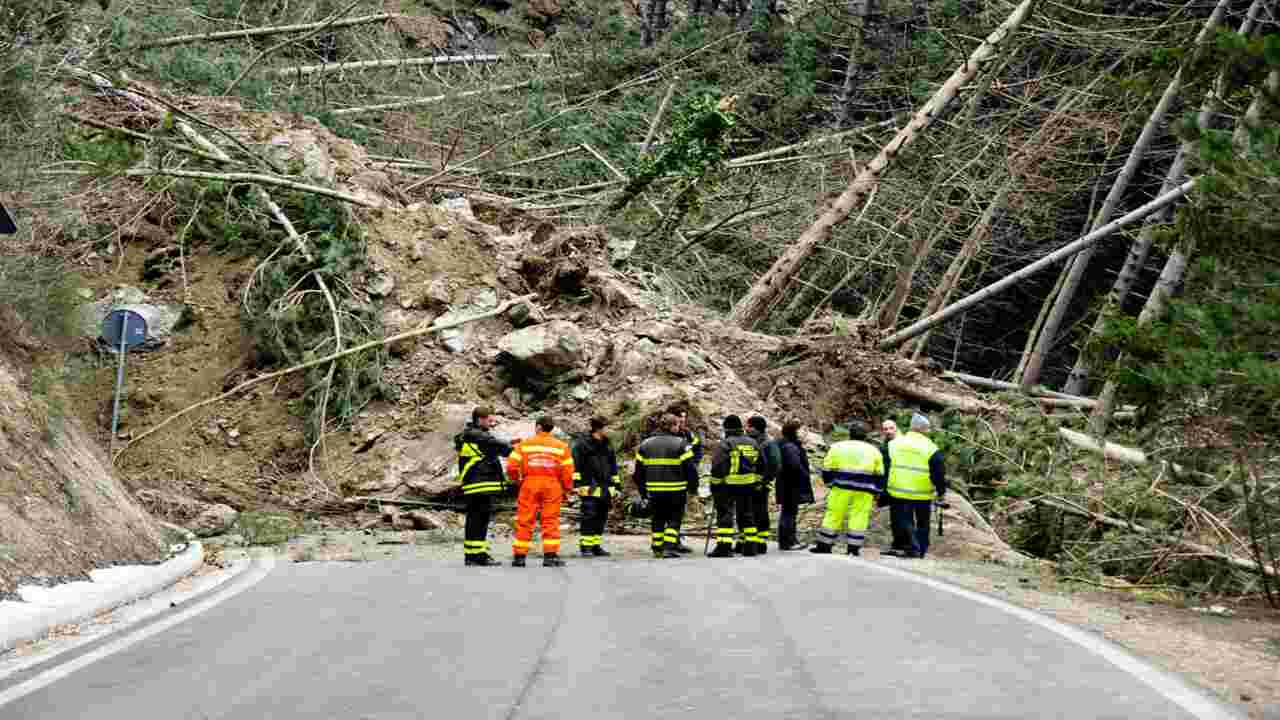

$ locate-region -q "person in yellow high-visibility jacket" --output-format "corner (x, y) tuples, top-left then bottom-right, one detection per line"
(884, 413), (946, 559)
(811, 420), (884, 556)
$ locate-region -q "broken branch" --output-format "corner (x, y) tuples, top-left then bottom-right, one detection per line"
(114, 295), (536, 463)
(131, 13), (398, 50)
(125, 168), (382, 208)
(273, 53), (549, 78)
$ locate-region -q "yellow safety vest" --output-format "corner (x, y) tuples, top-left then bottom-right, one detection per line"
(887, 432), (938, 501)
(822, 440), (883, 493)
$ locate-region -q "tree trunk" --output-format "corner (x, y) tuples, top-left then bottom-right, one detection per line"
(836, 0), (875, 127)
(1019, 0), (1230, 391)
(728, 0), (1037, 330)
(1089, 2), (1267, 434)
(643, 0), (668, 45)
(1065, 0), (1266, 397)
(877, 179), (1197, 351)
(907, 180), (1008, 358)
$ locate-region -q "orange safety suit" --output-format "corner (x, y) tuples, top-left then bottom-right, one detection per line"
(506, 432), (575, 557)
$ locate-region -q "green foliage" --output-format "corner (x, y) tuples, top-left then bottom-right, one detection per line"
(0, 256), (83, 339)
(62, 130), (144, 174)
(236, 511), (303, 545)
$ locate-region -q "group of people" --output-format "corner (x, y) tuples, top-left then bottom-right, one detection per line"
(453, 405), (947, 568)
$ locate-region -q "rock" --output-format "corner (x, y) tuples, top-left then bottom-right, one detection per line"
(474, 288), (498, 310)
(111, 287), (147, 305)
(506, 301), (533, 327)
(404, 510), (446, 530)
(503, 386), (525, 410)
(569, 384), (592, 401)
(410, 240), (428, 262)
(432, 226), (450, 239)
(425, 277), (452, 307)
(367, 273), (396, 298)
(496, 321), (584, 374)
(188, 504), (239, 538)
(80, 292), (186, 345)
(441, 330), (466, 354)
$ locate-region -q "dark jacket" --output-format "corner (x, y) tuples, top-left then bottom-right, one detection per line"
(454, 422), (513, 495)
(572, 433), (619, 496)
(634, 432), (699, 495)
(747, 429), (780, 490)
(776, 438), (814, 505)
(710, 433), (764, 486)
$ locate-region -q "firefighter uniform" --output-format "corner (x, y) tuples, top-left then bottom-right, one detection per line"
(814, 438), (885, 555)
(572, 433), (621, 555)
(709, 421), (763, 557)
(748, 426), (779, 554)
(507, 432), (575, 561)
(455, 422), (514, 565)
(887, 430), (945, 558)
(634, 431), (699, 558)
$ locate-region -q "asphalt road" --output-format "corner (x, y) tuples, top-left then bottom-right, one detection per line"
(0, 554), (1233, 720)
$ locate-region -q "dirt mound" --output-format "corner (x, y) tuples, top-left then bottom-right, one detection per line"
(0, 350), (165, 595)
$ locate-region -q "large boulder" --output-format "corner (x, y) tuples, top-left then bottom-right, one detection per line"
(496, 321), (585, 374)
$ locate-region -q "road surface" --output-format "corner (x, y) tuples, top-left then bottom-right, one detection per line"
(0, 554), (1235, 719)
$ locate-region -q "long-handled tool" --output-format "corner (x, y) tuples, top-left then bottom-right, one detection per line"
(936, 500), (950, 538)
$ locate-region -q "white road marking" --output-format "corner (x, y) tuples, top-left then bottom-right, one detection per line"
(0, 555), (276, 709)
(861, 558), (1245, 720)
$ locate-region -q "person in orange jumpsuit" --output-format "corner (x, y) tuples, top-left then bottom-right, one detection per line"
(506, 415), (575, 567)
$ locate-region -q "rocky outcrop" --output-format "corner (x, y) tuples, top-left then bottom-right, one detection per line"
(188, 503), (239, 538)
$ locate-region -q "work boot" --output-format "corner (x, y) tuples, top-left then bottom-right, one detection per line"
(590, 546), (612, 557)
(709, 544), (734, 558)
(673, 543), (694, 555)
(742, 543), (758, 557)
(847, 546), (861, 557)
(465, 554), (500, 567)
(779, 543), (808, 551)
(579, 546), (594, 557)
(809, 543), (833, 555)
(543, 554), (566, 567)
(511, 555), (527, 567)
(756, 542), (768, 555)
(653, 547), (666, 559)
(732, 543), (745, 556)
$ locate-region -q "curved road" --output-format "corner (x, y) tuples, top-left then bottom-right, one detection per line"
(0, 555), (1236, 719)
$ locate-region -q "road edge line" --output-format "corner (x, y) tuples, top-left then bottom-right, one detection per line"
(0, 554), (276, 709)
(0, 542), (205, 653)
(860, 559), (1246, 720)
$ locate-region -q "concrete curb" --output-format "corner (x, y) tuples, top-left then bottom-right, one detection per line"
(0, 543), (204, 653)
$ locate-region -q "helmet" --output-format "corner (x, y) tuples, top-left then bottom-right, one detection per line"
(847, 420), (870, 440)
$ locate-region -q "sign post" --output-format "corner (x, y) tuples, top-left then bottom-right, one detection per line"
(101, 309), (148, 451)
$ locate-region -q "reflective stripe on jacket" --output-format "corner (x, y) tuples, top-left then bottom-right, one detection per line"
(455, 423), (512, 495)
(507, 432), (575, 491)
(821, 439), (884, 493)
(634, 433), (697, 494)
(887, 432), (939, 500)
(710, 434), (763, 486)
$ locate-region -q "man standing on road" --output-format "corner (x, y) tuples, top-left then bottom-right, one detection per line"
(747, 415), (778, 555)
(812, 420), (884, 556)
(456, 406), (514, 567)
(633, 414), (699, 559)
(709, 415), (762, 557)
(573, 416), (620, 557)
(669, 409), (703, 554)
(884, 413), (946, 559)
(507, 416), (575, 567)
(775, 419), (814, 551)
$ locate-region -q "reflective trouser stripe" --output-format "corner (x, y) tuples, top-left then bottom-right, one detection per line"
(845, 533), (866, 547)
(822, 487), (875, 546)
(652, 532), (664, 549)
(647, 482), (687, 492)
(543, 539), (560, 553)
(513, 539), (532, 551)
(580, 535), (601, 547)
(742, 527), (758, 542)
(715, 528), (735, 546)
(664, 529), (678, 544)
(463, 482), (502, 495)
(463, 540), (488, 555)
(756, 530), (770, 541)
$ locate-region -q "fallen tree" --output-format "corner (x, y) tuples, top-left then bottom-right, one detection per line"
(1034, 497), (1278, 579)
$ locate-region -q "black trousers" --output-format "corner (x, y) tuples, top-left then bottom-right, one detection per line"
(751, 486), (771, 545)
(650, 491), (687, 551)
(777, 500), (800, 548)
(890, 498), (932, 557)
(464, 493), (494, 556)
(713, 485), (756, 545)
(578, 495), (610, 544)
